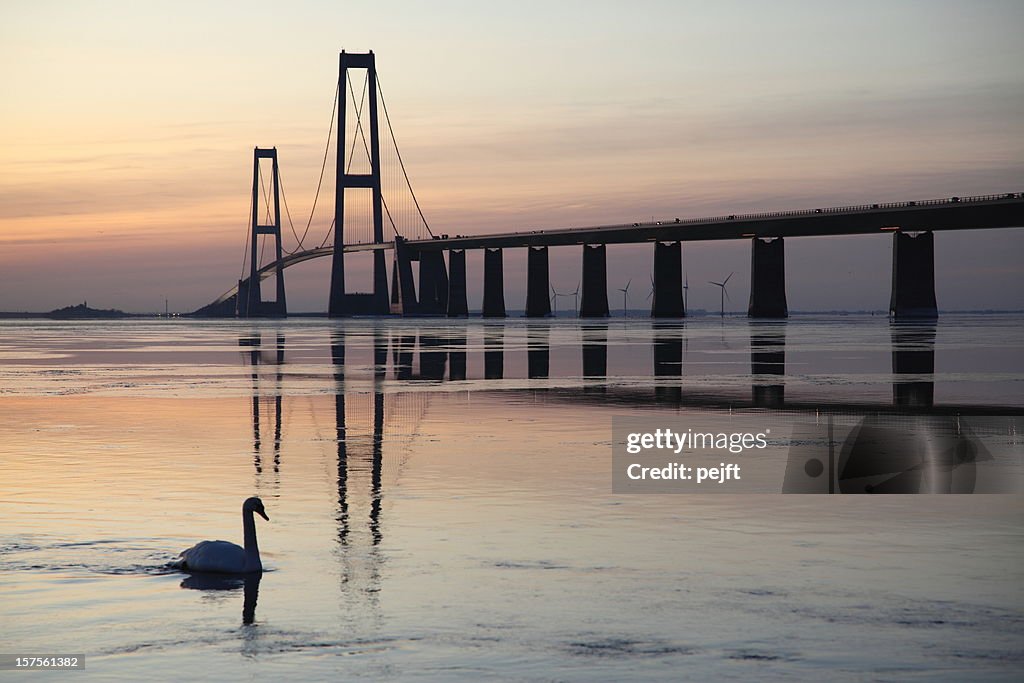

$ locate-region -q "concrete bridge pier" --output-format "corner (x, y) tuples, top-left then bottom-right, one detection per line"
(525, 246), (552, 317)
(418, 250), (449, 315)
(651, 241), (685, 318)
(447, 249), (469, 317)
(482, 248), (506, 317)
(889, 231), (938, 319)
(579, 244), (609, 318)
(748, 237), (788, 318)
(390, 236), (418, 315)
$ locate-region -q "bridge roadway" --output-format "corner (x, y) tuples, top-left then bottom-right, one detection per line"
(406, 192), (1024, 251)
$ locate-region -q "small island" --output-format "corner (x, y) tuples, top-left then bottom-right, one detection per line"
(48, 302), (131, 319)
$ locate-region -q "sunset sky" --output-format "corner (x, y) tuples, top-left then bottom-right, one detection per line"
(1, 0), (1022, 313)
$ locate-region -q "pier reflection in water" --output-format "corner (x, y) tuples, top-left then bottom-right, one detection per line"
(892, 321), (936, 407)
(449, 332), (467, 380)
(653, 323), (684, 403)
(780, 320), (1005, 493)
(750, 321), (786, 408)
(527, 324), (549, 379)
(832, 321), (980, 494)
(581, 325), (608, 395)
(484, 324), (503, 380)
(235, 321), (1017, 498)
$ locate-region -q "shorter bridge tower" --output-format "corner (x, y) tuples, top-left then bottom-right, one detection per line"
(239, 147), (286, 317)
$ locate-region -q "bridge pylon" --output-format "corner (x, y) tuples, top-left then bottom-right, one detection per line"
(239, 147), (286, 317)
(889, 231), (937, 319)
(329, 50), (390, 317)
(748, 237), (787, 318)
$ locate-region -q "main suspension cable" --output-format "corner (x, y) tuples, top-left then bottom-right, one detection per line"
(278, 167), (305, 254)
(292, 78), (340, 256)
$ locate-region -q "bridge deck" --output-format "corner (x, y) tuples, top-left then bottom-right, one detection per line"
(406, 193), (1024, 251)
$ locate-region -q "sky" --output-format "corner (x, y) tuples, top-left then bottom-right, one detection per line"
(1, 0), (1022, 313)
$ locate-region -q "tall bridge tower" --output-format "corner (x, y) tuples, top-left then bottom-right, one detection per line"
(329, 51), (390, 317)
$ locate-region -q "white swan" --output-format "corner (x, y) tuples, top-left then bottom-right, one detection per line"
(172, 497), (269, 573)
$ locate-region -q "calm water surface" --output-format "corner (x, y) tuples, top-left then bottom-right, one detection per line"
(1, 315), (1022, 681)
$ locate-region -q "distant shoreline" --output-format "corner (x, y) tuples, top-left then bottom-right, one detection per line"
(1, 309), (1021, 319)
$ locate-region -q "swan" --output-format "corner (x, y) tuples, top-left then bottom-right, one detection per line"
(172, 497), (269, 573)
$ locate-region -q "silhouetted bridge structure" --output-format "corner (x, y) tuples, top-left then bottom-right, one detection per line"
(195, 51), (1024, 321)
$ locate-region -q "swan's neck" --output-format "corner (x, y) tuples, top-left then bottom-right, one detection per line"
(242, 509), (262, 572)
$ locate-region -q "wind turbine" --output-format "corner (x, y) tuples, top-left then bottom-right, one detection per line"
(551, 284), (579, 316)
(682, 248), (689, 312)
(571, 282), (580, 315)
(618, 279), (632, 317)
(683, 274), (689, 313)
(709, 272), (733, 317)
(551, 284), (566, 316)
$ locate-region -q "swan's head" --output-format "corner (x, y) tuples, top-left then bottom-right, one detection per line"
(243, 496), (270, 521)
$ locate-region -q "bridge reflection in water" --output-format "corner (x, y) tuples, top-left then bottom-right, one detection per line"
(179, 317), (1020, 626)
(239, 320), (1019, 524)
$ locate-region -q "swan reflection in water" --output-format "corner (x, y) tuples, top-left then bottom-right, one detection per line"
(180, 572), (263, 625)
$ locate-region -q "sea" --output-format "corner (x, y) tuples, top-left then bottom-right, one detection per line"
(0, 314), (1021, 681)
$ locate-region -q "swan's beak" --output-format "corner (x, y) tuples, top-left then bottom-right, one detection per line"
(258, 510), (270, 521)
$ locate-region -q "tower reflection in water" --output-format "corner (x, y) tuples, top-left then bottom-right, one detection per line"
(330, 329), (388, 621)
(331, 330), (385, 548)
(180, 333), (285, 629)
(240, 332), (284, 492)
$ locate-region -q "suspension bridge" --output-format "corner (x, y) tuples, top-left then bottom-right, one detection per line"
(194, 51), (1024, 320)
